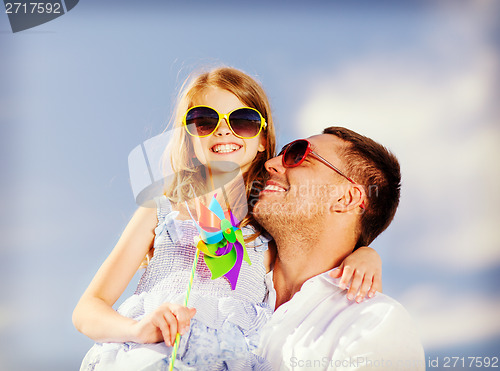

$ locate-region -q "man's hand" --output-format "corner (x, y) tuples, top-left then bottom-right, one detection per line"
(329, 246), (382, 303)
(131, 303), (196, 346)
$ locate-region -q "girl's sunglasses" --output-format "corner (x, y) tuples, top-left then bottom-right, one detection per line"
(183, 105), (267, 139)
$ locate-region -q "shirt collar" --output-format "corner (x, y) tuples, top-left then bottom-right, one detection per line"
(265, 267), (343, 311)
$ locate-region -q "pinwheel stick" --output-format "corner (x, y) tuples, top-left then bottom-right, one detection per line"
(168, 248), (200, 371)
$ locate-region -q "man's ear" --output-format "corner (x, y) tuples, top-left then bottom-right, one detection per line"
(332, 184), (366, 213)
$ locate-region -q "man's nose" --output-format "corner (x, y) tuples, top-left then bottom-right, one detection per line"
(214, 118), (232, 136)
(265, 155), (286, 174)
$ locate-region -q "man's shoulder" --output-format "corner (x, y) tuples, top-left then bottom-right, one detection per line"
(351, 290), (409, 315)
(343, 291), (416, 331)
(260, 271), (425, 371)
(304, 272), (415, 326)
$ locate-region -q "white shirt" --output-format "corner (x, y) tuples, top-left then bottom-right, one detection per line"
(256, 270), (425, 370)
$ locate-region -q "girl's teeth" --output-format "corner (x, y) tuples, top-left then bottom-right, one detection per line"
(212, 144), (241, 153)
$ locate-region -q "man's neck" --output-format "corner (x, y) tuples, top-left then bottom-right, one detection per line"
(272, 224), (355, 309)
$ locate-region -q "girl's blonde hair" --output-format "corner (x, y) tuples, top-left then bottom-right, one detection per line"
(164, 66), (276, 238)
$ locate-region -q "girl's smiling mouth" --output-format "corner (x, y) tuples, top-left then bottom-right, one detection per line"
(210, 143), (242, 154)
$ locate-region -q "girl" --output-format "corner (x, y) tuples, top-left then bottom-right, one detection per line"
(73, 67), (382, 370)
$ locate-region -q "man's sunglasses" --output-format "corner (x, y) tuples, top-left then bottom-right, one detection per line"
(279, 139), (365, 209)
(183, 105), (267, 139)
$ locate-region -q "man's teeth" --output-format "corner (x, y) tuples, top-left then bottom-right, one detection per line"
(264, 185), (286, 192)
(211, 144), (241, 153)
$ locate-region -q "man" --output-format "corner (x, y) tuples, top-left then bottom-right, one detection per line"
(254, 127), (425, 370)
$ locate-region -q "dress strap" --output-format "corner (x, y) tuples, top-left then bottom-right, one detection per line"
(153, 195), (181, 243)
(154, 195), (173, 223)
(252, 232), (272, 252)
(242, 225), (272, 252)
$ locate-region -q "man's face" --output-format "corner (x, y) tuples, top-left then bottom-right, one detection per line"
(254, 134), (350, 235)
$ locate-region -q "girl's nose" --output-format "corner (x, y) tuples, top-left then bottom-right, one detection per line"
(214, 118), (232, 136)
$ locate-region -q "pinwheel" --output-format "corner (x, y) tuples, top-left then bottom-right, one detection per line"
(169, 194), (251, 371)
(190, 194), (251, 290)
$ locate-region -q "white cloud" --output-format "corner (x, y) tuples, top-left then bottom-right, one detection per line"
(399, 284), (500, 350)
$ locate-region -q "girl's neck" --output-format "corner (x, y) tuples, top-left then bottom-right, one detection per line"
(199, 166), (248, 221)
(204, 165), (241, 191)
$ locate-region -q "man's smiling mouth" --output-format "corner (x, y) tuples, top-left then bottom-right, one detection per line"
(262, 181), (288, 192)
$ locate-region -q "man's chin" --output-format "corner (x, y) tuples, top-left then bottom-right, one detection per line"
(253, 199), (269, 225)
(254, 198), (283, 226)
(254, 197), (276, 213)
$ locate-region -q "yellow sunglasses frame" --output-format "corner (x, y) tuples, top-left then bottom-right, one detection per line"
(183, 105), (267, 139)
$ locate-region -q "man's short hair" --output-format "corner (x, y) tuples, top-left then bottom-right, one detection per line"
(323, 127), (401, 249)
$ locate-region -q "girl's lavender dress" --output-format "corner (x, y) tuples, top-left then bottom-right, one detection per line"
(80, 196), (273, 370)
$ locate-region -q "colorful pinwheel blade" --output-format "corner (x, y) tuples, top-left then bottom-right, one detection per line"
(204, 244), (237, 280)
(228, 210), (240, 228)
(223, 241), (244, 290)
(197, 200), (221, 232)
(215, 243), (233, 256)
(200, 229), (224, 245)
(235, 229), (251, 266)
(190, 206), (223, 244)
(221, 219), (236, 243)
(208, 195), (226, 221)
(196, 238), (224, 258)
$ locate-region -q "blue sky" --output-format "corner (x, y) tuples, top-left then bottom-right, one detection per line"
(1, 1), (499, 370)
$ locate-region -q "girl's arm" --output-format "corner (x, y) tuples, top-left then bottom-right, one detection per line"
(264, 240), (381, 304)
(329, 246), (382, 303)
(72, 206), (194, 344)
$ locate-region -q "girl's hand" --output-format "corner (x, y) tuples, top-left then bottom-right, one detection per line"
(131, 303), (196, 346)
(329, 246), (382, 303)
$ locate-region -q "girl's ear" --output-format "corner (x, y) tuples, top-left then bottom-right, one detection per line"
(258, 135), (266, 153)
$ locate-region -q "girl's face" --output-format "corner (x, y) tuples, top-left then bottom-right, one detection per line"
(189, 87), (266, 174)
